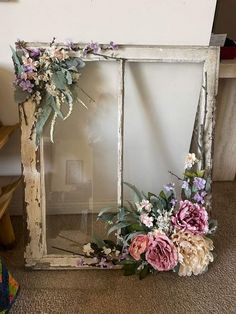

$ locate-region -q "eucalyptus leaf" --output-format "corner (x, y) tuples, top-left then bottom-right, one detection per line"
(123, 231), (143, 244)
(184, 188), (192, 199)
(97, 212), (117, 222)
(11, 46), (23, 74)
(65, 57), (85, 71)
(126, 201), (136, 212)
(91, 234), (106, 249)
(98, 207), (113, 217)
(35, 92), (54, 143)
(107, 222), (131, 236)
(62, 69), (72, 85)
(148, 192), (158, 199)
(49, 96), (64, 119)
(123, 182), (142, 202)
(35, 105), (52, 144)
(14, 86), (30, 103)
(118, 207), (126, 221)
(52, 70), (67, 90)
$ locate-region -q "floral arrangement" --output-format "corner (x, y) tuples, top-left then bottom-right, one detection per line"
(11, 39), (118, 143)
(79, 153), (217, 279)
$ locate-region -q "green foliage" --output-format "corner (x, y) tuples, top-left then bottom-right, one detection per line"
(11, 46), (23, 74)
(14, 86), (30, 103)
(65, 57), (85, 71)
(49, 96), (64, 119)
(138, 265), (149, 280)
(208, 219), (218, 235)
(123, 262), (138, 276)
(35, 93), (53, 144)
(91, 234), (106, 248)
(61, 69), (72, 85)
(184, 187), (192, 199)
(52, 70), (67, 90)
(126, 223), (144, 233)
(123, 181), (143, 202)
(184, 171), (196, 178)
(107, 222), (132, 236)
(196, 170), (205, 178)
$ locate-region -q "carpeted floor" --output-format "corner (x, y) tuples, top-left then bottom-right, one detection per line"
(1, 182), (236, 314)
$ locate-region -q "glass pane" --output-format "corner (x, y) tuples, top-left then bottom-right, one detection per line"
(124, 62), (203, 199)
(43, 61), (119, 255)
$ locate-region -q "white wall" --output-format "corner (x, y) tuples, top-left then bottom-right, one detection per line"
(0, 0), (217, 213)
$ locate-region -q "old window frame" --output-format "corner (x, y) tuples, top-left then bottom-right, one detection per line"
(19, 44), (220, 269)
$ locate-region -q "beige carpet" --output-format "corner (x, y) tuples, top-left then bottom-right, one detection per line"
(1, 182), (236, 314)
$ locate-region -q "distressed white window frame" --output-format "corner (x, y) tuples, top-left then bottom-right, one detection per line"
(19, 44), (220, 269)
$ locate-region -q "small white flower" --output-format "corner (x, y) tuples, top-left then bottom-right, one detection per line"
(34, 91), (42, 105)
(136, 199), (153, 212)
(185, 153), (198, 170)
(46, 83), (58, 96)
(150, 228), (165, 237)
(102, 247), (112, 255)
(140, 213), (154, 228)
(135, 202), (143, 212)
(156, 209), (173, 234)
(82, 243), (94, 256)
(115, 250), (120, 257)
(49, 47), (69, 61)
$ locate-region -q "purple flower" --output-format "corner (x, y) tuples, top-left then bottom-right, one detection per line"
(119, 247), (129, 261)
(172, 200), (208, 235)
(98, 257), (110, 269)
(193, 177), (206, 190)
(27, 48), (41, 58)
(108, 41), (118, 50)
(170, 198), (177, 206)
(76, 257), (85, 267)
(182, 181), (189, 190)
(193, 191), (207, 204)
(164, 183), (175, 192)
(19, 79), (34, 93)
(23, 64), (34, 73)
(66, 40), (77, 51)
(83, 41), (100, 56)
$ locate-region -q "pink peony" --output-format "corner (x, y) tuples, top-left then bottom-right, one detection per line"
(129, 235), (149, 261)
(146, 234), (178, 271)
(172, 200), (208, 235)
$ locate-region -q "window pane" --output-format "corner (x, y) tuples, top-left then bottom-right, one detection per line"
(43, 61), (119, 255)
(124, 62), (203, 199)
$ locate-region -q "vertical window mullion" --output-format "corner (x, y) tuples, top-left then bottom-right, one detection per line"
(117, 59), (125, 207)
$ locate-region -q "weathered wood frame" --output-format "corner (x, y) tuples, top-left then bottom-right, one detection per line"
(19, 44), (220, 269)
